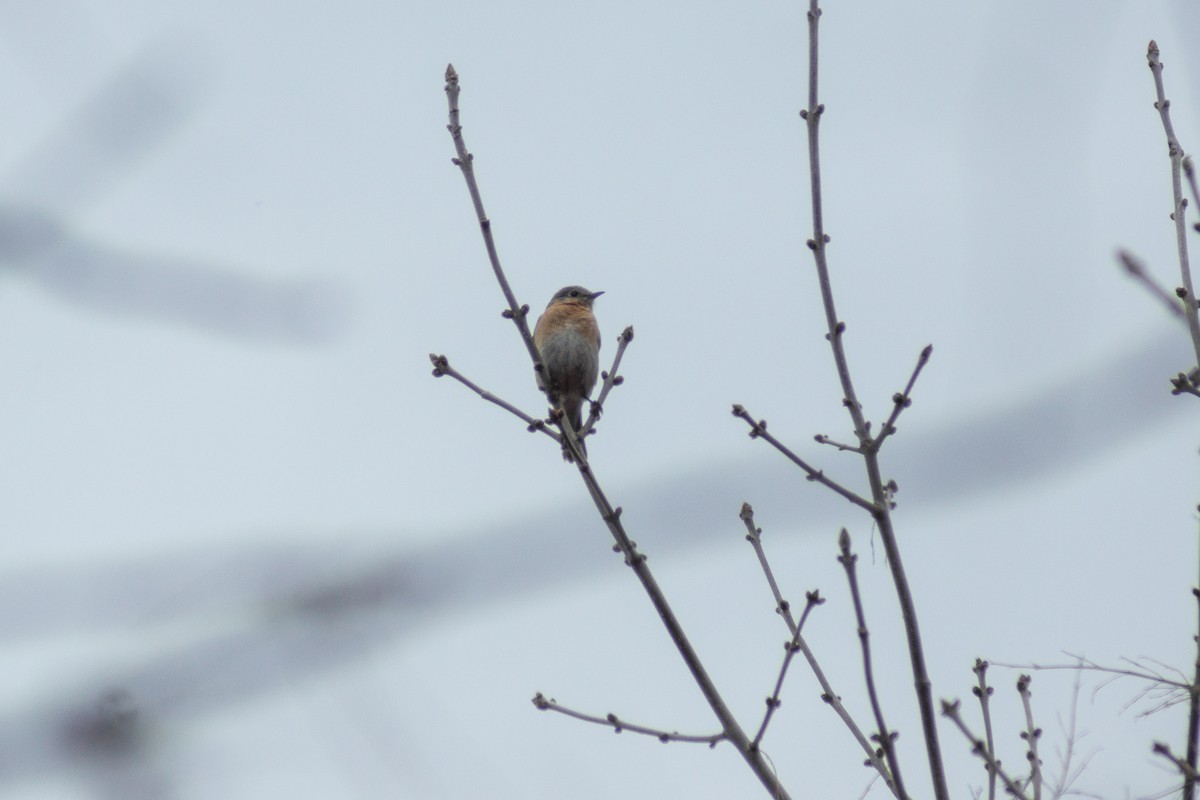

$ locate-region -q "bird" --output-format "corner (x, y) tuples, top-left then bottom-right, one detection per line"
(533, 285), (604, 459)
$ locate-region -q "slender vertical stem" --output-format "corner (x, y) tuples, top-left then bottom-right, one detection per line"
(444, 65), (545, 375)
(1185, 578), (1200, 800)
(1147, 42), (1200, 371)
(1146, 42), (1200, 797)
(839, 530), (909, 800)
(799, 4), (948, 797)
(1017, 675), (1042, 800)
(801, 3), (868, 445)
(973, 659), (998, 800)
(865, 459), (947, 800)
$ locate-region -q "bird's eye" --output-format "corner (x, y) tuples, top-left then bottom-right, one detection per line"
(569, 290), (579, 297)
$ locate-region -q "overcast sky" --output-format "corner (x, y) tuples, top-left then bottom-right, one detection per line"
(1, 1), (1199, 798)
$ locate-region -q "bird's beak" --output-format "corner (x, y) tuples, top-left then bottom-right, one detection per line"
(590, 290), (605, 300)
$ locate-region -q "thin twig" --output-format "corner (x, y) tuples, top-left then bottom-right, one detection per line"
(428, 353), (561, 443)
(443, 67), (790, 800)
(989, 655), (1189, 692)
(580, 325), (634, 438)
(1117, 250), (1187, 319)
(797, 5), (947, 794)
(942, 699), (1034, 800)
(814, 433), (864, 453)
(731, 406), (874, 512)
(872, 345), (934, 451)
(531, 694), (727, 747)
(1154, 741), (1200, 783)
(751, 590), (825, 750)
(1140, 785), (1190, 800)
(565, 447), (790, 797)
(444, 65), (542, 372)
(1185, 582), (1200, 800)
(856, 774), (882, 800)
(740, 503), (795, 624)
(973, 659), (999, 800)
(995, 654), (1189, 726)
(1117, 248), (1200, 398)
(1048, 665), (1098, 800)
(1017, 674), (1043, 800)
(738, 503), (899, 795)
(1146, 41), (1200, 373)
(839, 529), (907, 800)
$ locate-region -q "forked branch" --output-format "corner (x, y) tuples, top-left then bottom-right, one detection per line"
(440, 65), (790, 800)
(792, 3), (948, 796)
(739, 503), (899, 795)
(941, 699), (1033, 800)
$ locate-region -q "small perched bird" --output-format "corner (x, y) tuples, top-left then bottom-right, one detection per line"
(533, 285), (603, 458)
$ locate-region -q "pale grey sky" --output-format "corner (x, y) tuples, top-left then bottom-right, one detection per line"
(0, 1), (1198, 798)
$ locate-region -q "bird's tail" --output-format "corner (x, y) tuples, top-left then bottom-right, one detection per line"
(561, 404), (587, 462)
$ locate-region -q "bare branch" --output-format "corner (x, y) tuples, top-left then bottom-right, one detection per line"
(872, 344), (933, 451)
(840, 529), (908, 799)
(531, 693), (727, 747)
(796, 4), (947, 792)
(814, 433), (864, 453)
(580, 325), (634, 438)
(739, 503), (899, 796)
(1048, 666), (1099, 800)
(443, 67), (789, 799)
(1118, 249), (1188, 319)
(429, 353), (561, 443)
(989, 655), (1189, 692)
(563, 466), (789, 796)
(800, 5), (868, 449)
(1184, 582), (1200, 800)
(1146, 41), (1200, 374)
(1017, 674), (1043, 800)
(751, 590), (825, 751)
(731, 405), (874, 512)
(443, 65), (543, 373)
(856, 774), (882, 800)
(942, 699), (1034, 800)
(1115, 251), (1200, 396)
(740, 503), (796, 625)
(973, 659), (999, 800)
(1154, 741), (1200, 783)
